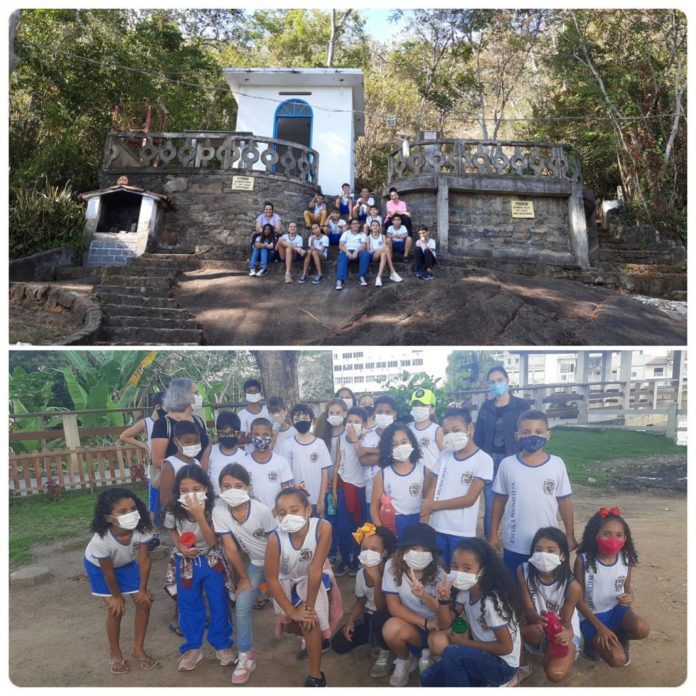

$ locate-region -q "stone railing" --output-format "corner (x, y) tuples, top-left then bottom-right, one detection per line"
(103, 131), (320, 184)
(388, 139), (582, 183)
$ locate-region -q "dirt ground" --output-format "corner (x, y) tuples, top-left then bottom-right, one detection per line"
(8, 485), (686, 688)
(172, 264), (687, 346)
(9, 299), (83, 344)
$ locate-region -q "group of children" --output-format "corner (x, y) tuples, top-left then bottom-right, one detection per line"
(248, 184), (438, 286)
(85, 380), (649, 686)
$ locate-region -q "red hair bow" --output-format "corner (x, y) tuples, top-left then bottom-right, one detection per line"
(598, 506), (621, 518)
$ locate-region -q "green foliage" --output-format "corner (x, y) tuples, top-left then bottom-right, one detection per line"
(383, 371), (449, 423)
(9, 179), (85, 259)
(298, 352), (335, 401)
(445, 351), (499, 394)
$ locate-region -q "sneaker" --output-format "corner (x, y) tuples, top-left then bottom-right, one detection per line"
(231, 651), (256, 684)
(312, 275), (325, 284)
(621, 637), (631, 666)
(333, 564), (350, 577)
(500, 672), (520, 687)
(370, 649), (393, 678)
(423, 272), (433, 280)
(389, 272), (403, 282)
(335, 280), (343, 291)
(256, 268), (267, 277)
(285, 273), (293, 283)
(389, 655), (417, 687)
(403, 255), (413, 263)
(321, 638), (331, 653)
(375, 276), (383, 287)
(582, 643), (601, 662)
(416, 271), (425, 279)
(216, 647), (237, 667)
(298, 274), (307, 284)
(249, 269), (257, 276)
(178, 648), (203, 671)
(304, 672), (327, 687)
(348, 565), (359, 577)
(359, 276), (368, 286)
(517, 664), (532, 683)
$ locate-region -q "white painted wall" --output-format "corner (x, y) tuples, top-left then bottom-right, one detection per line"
(234, 84), (355, 196)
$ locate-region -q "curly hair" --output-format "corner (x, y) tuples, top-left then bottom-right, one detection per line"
(378, 423), (422, 469)
(525, 527), (573, 597)
(90, 487), (152, 537)
(373, 525), (397, 557)
(389, 545), (442, 588)
(578, 511), (638, 573)
(168, 465), (215, 523)
(452, 538), (521, 626)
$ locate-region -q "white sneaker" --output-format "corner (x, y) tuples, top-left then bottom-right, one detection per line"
(335, 280), (343, 291)
(359, 276), (368, 286)
(231, 651), (256, 684)
(249, 269), (256, 276)
(370, 649), (393, 678)
(216, 647), (237, 666)
(500, 672), (520, 687)
(389, 655), (417, 687)
(178, 648), (203, 671)
(375, 276), (383, 287)
(389, 272), (403, 282)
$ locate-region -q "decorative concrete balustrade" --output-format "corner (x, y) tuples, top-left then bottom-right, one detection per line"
(103, 131), (320, 185)
(388, 139), (582, 183)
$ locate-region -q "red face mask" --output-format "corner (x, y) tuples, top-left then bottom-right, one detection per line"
(595, 534), (625, 555)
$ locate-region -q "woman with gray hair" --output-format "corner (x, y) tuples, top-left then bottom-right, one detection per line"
(150, 377), (211, 508)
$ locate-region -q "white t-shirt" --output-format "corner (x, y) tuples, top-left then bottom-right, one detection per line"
(430, 449), (493, 537)
(244, 452), (294, 511)
(365, 214), (382, 230)
(361, 429), (382, 503)
(409, 421), (442, 471)
(355, 567), (377, 613)
(578, 551), (629, 614)
(457, 590), (521, 668)
(281, 436), (332, 505)
(416, 238), (437, 255)
(521, 562), (581, 641)
(387, 224), (408, 240)
(164, 455), (200, 477)
(382, 462), (426, 515)
(213, 498), (277, 566)
(337, 432), (367, 488)
(276, 517), (321, 582)
(273, 425), (297, 455)
(310, 234), (329, 257)
(237, 405), (271, 435)
(340, 230), (367, 253)
(355, 196), (375, 212)
(382, 558), (446, 619)
(281, 233), (304, 249)
(163, 511), (212, 552)
(328, 219), (346, 234)
(492, 454), (573, 554)
(84, 528), (154, 568)
(208, 443), (247, 495)
(368, 233), (386, 253)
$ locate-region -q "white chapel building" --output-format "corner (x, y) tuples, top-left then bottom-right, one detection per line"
(223, 68), (365, 196)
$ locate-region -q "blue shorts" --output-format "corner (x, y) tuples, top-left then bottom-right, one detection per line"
(290, 573), (332, 607)
(408, 626), (429, 655)
(580, 605), (631, 642)
(329, 231), (342, 246)
(392, 239), (406, 253)
(525, 633), (582, 657)
(84, 558), (141, 597)
(148, 480), (161, 517)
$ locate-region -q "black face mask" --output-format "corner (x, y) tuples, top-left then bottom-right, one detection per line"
(294, 421), (312, 434)
(219, 436), (238, 448)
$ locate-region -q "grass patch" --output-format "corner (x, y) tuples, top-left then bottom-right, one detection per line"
(548, 427), (684, 485)
(9, 483), (147, 569)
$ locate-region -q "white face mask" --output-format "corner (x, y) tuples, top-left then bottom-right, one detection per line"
(359, 549), (383, 567)
(271, 413), (285, 423)
(192, 394), (203, 410)
(529, 551), (563, 573)
(178, 491), (207, 507)
(410, 406), (431, 422)
(404, 549), (433, 570)
(181, 444), (200, 458)
(444, 432), (470, 452)
(246, 392), (262, 403)
(392, 443), (414, 462)
(115, 510), (140, 530)
(221, 488), (250, 507)
(327, 415), (345, 427)
(279, 514), (308, 534)
(450, 570), (480, 591)
(348, 422), (363, 437)
(341, 398), (354, 409)
(375, 414), (394, 429)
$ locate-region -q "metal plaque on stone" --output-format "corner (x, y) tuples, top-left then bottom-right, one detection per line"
(231, 176), (255, 191)
(511, 201), (535, 219)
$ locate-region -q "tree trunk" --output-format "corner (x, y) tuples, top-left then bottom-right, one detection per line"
(250, 351), (300, 406)
(327, 9), (352, 67)
(9, 10), (21, 74)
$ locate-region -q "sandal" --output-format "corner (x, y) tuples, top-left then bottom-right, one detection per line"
(109, 659), (130, 675)
(134, 653), (159, 670)
(253, 597), (270, 610)
(168, 623), (184, 637)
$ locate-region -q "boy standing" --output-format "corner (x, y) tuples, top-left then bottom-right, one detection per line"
(237, 379), (270, 449)
(488, 409), (577, 578)
(407, 388), (445, 472)
(358, 395), (398, 504)
(269, 396), (297, 455)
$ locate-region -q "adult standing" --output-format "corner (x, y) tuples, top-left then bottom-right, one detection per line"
(473, 366), (530, 539)
(255, 202), (283, 235)
(150, 377), (211, 508)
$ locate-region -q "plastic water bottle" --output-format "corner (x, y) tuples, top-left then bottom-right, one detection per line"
(542, 611), (569, 657)
(418, 648), (434, 674)
(327, 491), (336, 516)
(452, 615), (469, 635)
(380, 495), (397, 535)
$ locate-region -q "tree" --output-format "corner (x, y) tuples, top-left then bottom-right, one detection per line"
(251, 351), (300, 406)
(298, 352), (334, 400)
(445, 351), (499, 394)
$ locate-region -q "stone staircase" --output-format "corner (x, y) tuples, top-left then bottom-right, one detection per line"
(94, 254), (204, 344)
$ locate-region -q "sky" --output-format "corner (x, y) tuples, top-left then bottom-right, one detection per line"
(361, 9), (406, 40)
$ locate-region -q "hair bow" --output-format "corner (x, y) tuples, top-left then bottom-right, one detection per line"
(352, 522), (377, 544)
(598, 506), (621, 518)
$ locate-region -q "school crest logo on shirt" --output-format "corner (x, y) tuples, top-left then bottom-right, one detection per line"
(253, 528), (265, 539)
(268, 471), (279, 482)
(300, 548), (313, 561)
(310, 452), (319, 463)
(546, 599), (560, 613)
(543, 479), (556, 495)
(409, 483), (422, 496)
(420, 437), (430, 449)
(615, 576), (626, 592)
(461, 471), (474, 486)
(477, 615), (490, 631)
